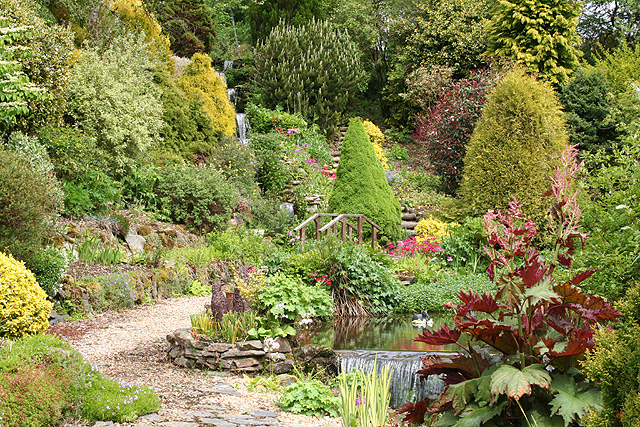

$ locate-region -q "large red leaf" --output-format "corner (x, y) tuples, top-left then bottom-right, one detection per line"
(417, 352), (490, 383)
(458, 290), (500, 314)
(456, 319), (518, 354)
(515, 255), (550, 288)
(397, 399), (431, 424)
(569, 269), (597, 286)
(414, 324), (462, 346)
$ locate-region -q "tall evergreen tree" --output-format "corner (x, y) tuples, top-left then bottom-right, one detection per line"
(485, 0), (582, 85)
(328, 118), (401, 241)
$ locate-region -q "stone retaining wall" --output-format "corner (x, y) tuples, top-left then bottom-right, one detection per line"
(166, 328), (295, 374)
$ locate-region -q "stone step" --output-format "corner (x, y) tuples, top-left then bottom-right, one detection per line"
(402, 212), (417, 221)
(402, 220), (419, 229)
(330, 150), (341, 156)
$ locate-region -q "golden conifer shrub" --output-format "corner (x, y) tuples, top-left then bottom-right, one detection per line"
(0, 252), (52, 339)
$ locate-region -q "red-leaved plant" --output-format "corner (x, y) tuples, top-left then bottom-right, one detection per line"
(399, 145), (621, 426)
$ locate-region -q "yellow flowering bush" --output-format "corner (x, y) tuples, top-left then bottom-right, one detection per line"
(415, 216), (456, 243)
(237, 268), (266, 308)
(0, 252), (52, 339)
(362, 119), (389, 170)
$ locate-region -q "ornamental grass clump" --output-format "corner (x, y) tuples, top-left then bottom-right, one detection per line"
(338, 361), (392, 427)
(399, 145), (621, 425)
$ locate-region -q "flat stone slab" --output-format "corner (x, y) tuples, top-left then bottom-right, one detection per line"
(93, 422), (114, 427)
(198, 404), (227, 411)
(247, 410), (278, 418)
(233, 419), (278, 425)
(160, 422), (199, 427)
(187, 410), (218, 419)
(142, 413), (161, 420)
(200, 418), (236, 427)
(207, 382), (242, 397)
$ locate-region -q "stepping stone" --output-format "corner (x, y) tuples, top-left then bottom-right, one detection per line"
(198, 404), (227, 411)
(187, 410), (217, 419)
(142, 413), (160, 421)
(233, 419), (278, 426)
(160, 422), (198, 427)
(206, 383), (241, 397)
(222, 414), (253, 421)
(247, 410), (278, 418)
(93, 422), (114, 427)
(200, 418), (236, 427)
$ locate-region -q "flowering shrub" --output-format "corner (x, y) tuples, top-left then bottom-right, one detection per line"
(414, 216), (455, 242)
(413, 67), (499, 195)
(387, 236), (441, 258)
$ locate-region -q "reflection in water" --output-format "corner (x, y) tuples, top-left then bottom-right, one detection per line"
(304, 313), (457, 352)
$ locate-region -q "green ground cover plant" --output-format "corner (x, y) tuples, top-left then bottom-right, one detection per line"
(278, 378), (339, 417)
(0, 334), (160, 426)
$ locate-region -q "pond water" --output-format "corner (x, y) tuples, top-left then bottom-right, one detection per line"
(300, 312), (457, 352)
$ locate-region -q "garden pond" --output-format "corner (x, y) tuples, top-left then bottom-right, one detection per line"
(302, 313), (458, 407)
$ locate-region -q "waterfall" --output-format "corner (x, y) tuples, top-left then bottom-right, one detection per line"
(228, 88), (237, 107)
(236, 113), (250, 145)
(219, 63), (249, 145)
(337, 350), (445, 408)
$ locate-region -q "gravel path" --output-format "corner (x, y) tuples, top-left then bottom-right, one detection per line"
(49, 296), (342, 427)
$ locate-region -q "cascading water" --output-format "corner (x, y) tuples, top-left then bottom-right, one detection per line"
(337, 350), (445, 408)
(219, 62), (250, 144)
(236, 113), (250, 145)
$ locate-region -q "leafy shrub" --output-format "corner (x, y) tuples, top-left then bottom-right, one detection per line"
(268, 238), (402, 317)
(36, 125), (110, 181)
(254, 19), (366, 129)
(459, 69), (567, 224)
(250, 133), (293, 197)
(66, 31), (164, 176)
(150, 67), (215, 162)
(397, 272), (495, 313)
(93, 274), (138, 310)
(278, 379), (339, 417)
(362, 119), (389, 170)
(582, 284), (640, 427)
(109, 0), (173, 74)
(0, 149), (62, 263)
(246, 103), (308, 134)
(144, 0), (215, 57)
(156, 164), (240, 232)
(573, 136), (640, 300)
(63, 169), (122, 217)
(120, 164), (161, 210)
(0, 252), (52, 339)
(413, 67), (499, 195)
(208, 135), (258, 198)
(176, 53), (236, 137)
(256, 274), (334, 321)
(439, 217), (489, 273)
(206, 228), (272, 266)
(414, 217), (454, 242)
(1, 0), (74, 132)
(328, 118), (401, 241)
(0, 362), (72, 427)
(27, 246), (68, 298)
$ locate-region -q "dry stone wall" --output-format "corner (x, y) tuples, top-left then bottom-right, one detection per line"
(166, 328), (295, 374)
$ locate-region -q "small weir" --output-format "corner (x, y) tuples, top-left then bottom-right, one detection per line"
(337, 350), (446, 408)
